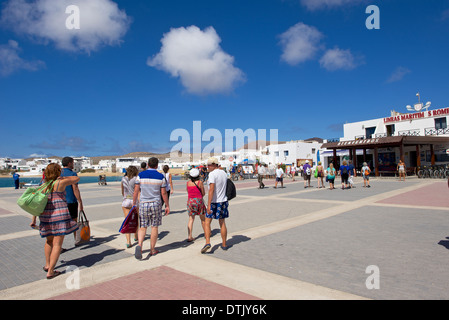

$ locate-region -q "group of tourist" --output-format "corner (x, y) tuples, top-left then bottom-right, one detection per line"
(23, 153), (409, 280)
(122, 156), (229, 259)
(258, 160), (373, 190)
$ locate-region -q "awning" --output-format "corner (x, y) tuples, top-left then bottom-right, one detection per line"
(320, 149), (365, 157)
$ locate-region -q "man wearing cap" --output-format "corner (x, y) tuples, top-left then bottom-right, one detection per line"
(202, 157), (229, 253)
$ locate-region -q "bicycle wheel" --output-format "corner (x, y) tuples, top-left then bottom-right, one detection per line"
(417, 170), (423, 178)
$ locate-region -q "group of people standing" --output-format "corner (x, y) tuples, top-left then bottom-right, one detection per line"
(256, 159), (373, 190)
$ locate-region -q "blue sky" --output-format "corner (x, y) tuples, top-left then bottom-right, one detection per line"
(1, 0), (449, 158)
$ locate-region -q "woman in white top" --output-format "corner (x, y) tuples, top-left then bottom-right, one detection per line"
(121, 166), (139, 248)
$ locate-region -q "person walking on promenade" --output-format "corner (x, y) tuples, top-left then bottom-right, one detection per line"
(186, 168), (206, 242)
(274, 164), (284, 189)
(397, 159), (406, 181)
(316, 161), (325, 188)
(30, 163), (79, 279)
(161, 165), (174, 208)
(348, 160), (356, 188)
(202, 157), (229, 253)
(60, 157), (83, 249)
(339, 160), (350, 190)
(121, 166), (139, 248)
(257, 164), (265, 189)
(291, 164), (296, 181)
(13, 171), (20, 189)
(326, 163), (336, 190)
(303, 160), (312, 188)
(362, 162), (371, 188)
(133, 157), (170, 259)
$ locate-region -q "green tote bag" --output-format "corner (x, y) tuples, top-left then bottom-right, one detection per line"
(17, 181), (55, 216)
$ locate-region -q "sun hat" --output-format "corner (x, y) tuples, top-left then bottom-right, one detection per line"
(207, 157), (219, 165)
(189, 168), (199, 178)
(305, 160), (309, 164)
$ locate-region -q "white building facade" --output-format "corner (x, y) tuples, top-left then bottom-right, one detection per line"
(321, 106), (449, 175)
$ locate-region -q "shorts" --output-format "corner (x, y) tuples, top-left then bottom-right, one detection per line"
(122, 198), (133, 208)
(304, 174), (311, 181)
(276, 177), (283, 182)
(187, 197), (206, 216)
(363, 175), (370, 181)
(139, 201), (163, 228)
(206, 201), (229, 220)
(341, 173), (349, 184)
(67, 202), (78, 220)
(327, 177), (335, 183)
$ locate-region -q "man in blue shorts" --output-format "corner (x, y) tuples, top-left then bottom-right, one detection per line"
(202, 157), (229, 253)
(133, 157), (170, 259)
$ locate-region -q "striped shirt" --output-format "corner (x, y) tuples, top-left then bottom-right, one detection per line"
(136, 169), (166, 203)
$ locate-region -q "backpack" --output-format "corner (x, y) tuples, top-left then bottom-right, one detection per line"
(364, 168), (371, 176)
(342, 166), (348, 174)
(226, 179), (236, 201)
(306, 167), (311, 175)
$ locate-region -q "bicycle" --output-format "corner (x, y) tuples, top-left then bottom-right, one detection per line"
(417, 166), (431, 179)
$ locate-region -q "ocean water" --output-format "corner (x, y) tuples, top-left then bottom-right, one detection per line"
(0, 174), (181, 188)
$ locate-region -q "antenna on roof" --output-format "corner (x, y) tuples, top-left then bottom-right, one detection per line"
(407, 92), (431, 112)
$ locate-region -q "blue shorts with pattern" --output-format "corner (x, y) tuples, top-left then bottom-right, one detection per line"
(206, 201), (229, 219)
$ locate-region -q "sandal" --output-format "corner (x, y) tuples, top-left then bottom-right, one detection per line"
(201, 244), (211, 254)
(150, 250), (160, 256)
(47, 270), (62, 280)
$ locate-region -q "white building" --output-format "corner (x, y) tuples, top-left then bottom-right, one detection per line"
(321, 104), (449, 176)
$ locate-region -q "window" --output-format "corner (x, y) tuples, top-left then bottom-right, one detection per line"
(274, 151), (279, 157)
(312, 148), (316, 154)
(386, 124), (395, 137)
(435, 117), (447, 130)
(365, 127), (376, 139)
(284, 150), (289, 157)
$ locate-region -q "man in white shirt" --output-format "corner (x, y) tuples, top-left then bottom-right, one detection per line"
(202, 157), (229, 253)
(274, 164), (284, 189)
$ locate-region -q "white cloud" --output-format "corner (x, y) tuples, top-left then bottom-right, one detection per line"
(319, 48), (359, 71)
(0, 40), (45, 76)
(0, 0), (131, 53)
(147, 25), (245, 95)
(278, 22), (323, 65)
(387, 67), (411, 83)
(300, 0), (364, 11)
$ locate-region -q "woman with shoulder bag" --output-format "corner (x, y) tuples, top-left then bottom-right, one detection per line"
(30, 163), (79, 280)
(186, 168), (206, 242)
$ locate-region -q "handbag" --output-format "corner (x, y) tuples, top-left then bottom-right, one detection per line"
(16, 181), (55, 216)
(75, 210), (90, 246)
(119, 206), (138, 234)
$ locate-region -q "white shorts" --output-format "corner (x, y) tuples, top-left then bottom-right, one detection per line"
(122, 198), (133, 208)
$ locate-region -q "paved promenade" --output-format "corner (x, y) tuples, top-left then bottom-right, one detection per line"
(1, 175), (449, 301)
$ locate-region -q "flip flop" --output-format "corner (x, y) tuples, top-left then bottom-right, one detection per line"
(201, 244), (211, 254)
(150, 250), (160, 256)
(47, 270), (62, 280)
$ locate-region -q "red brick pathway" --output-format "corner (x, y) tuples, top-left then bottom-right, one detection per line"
(377, 181), (449, 208)
(48, 266), (261, 300)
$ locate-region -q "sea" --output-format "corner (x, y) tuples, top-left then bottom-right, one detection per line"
(0, 175), (182, 188)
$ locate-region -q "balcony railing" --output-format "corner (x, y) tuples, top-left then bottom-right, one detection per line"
(398, 129), (420, 136)
(425, 127), (449, 136)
